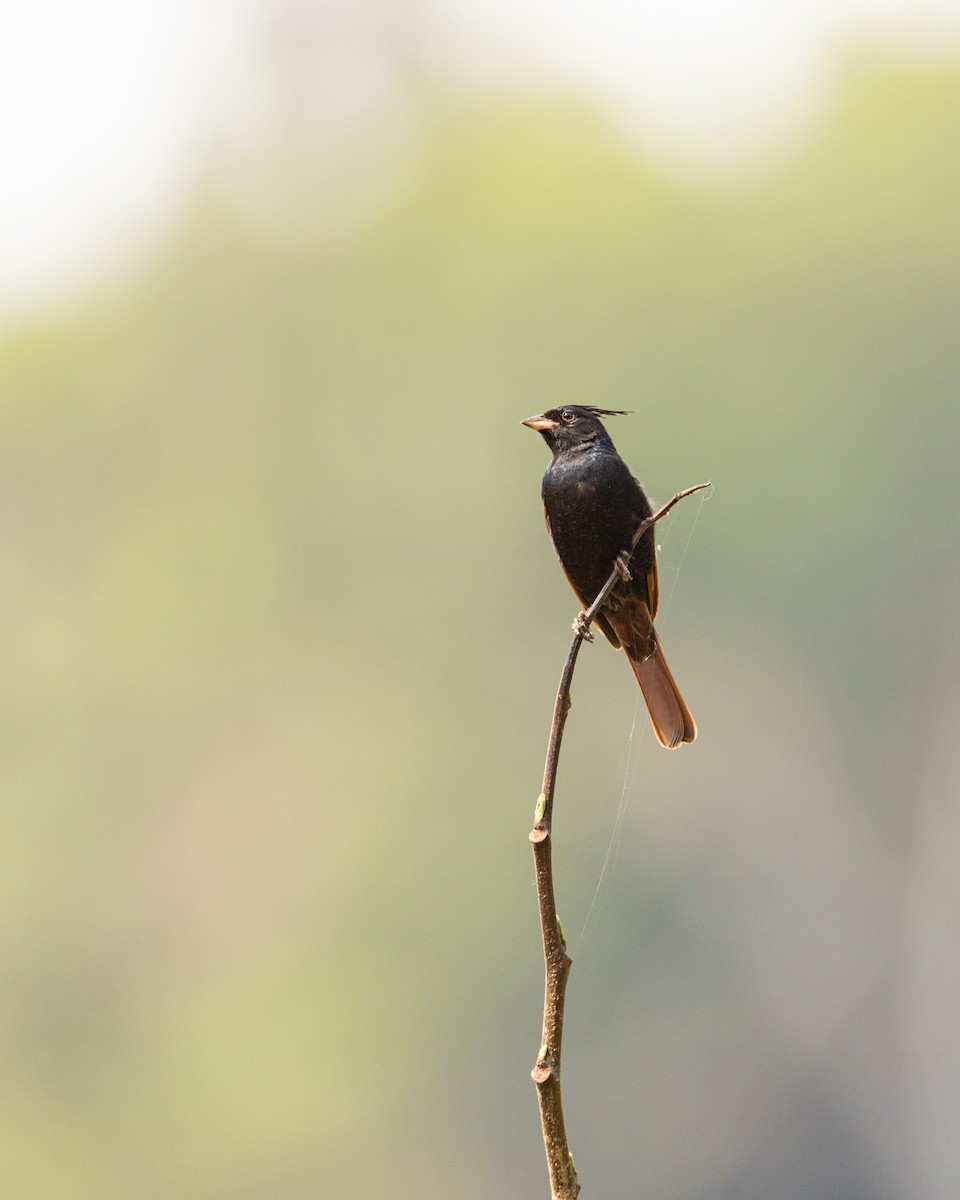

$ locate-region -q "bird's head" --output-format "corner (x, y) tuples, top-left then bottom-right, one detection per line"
(521, 405), (631, 454)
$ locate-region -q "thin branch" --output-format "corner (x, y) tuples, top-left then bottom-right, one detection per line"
(529, 481), (710, 1200)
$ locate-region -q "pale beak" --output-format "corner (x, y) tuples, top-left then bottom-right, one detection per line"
(521, 413), (559, 432)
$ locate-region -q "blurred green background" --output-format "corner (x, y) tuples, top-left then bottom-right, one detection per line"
(3, 5), (960, 1198)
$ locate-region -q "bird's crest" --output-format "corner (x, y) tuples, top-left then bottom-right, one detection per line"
(577, 406), (634, 418)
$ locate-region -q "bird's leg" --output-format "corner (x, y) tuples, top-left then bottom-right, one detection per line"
(573, 611), (594, 642)
(614, 551), (632, 582)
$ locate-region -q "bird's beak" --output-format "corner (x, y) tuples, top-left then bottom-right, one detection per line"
(522, 413), (559, 432)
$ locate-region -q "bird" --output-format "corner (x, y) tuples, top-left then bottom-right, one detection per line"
(522, 405), (696, 748)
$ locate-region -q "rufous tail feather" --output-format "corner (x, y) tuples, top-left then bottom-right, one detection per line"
(610, 601), (696, 749)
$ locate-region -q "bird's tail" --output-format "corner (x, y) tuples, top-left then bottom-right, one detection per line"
(611, 601), (696, 749)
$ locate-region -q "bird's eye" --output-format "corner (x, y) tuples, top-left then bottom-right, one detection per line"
(560, 410), (575, 424)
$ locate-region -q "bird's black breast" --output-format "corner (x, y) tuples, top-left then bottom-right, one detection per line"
(541, 445), (654, 606)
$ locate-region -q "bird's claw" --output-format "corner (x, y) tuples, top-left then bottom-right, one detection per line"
(573, 612), (594, 641)
(615, 551), (632, 582)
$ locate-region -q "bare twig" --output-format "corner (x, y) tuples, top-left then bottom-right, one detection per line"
(529, 481), (710, 1199)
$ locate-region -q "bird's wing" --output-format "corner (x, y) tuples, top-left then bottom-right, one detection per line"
(645, 556), (659, 620)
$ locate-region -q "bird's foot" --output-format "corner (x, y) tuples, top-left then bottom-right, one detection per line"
(573, 612), (594, 642)
(614, 552), (632, 582)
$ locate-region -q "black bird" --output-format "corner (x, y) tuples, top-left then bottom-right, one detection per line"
(523, 405), (696, 748)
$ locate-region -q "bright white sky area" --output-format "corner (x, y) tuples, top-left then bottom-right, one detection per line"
(2, 0), (960, 324)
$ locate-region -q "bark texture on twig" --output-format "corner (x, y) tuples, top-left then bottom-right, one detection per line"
(529, 481), (709, 1200)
